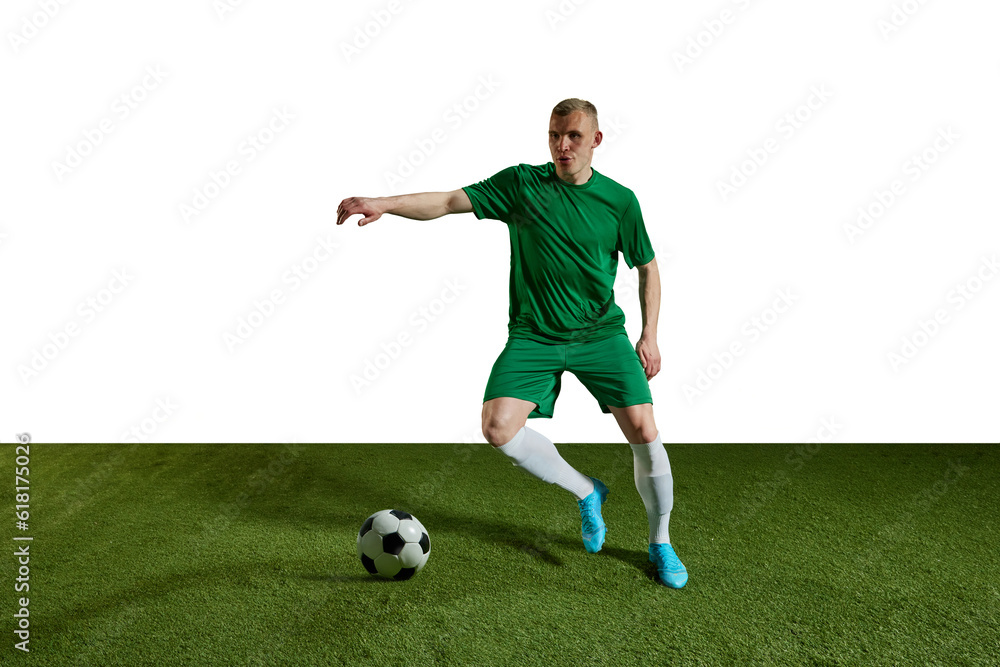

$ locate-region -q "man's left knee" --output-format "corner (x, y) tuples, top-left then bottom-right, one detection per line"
(635, 424), (659, 444)
(633, 405), (658, 443)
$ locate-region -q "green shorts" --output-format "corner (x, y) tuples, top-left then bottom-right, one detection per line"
(483, 332), (653, 419)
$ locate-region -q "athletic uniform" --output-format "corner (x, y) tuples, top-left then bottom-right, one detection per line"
(462, 162), (656, 419)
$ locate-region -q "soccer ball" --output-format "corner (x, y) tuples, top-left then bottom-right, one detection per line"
(357, 509), (431, 580)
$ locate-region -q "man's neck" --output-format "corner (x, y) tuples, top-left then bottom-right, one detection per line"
(557, 164), (593, 186)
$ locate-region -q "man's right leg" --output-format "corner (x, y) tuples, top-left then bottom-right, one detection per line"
(482, 397), (606, 552)
(481, 397), (595, 501)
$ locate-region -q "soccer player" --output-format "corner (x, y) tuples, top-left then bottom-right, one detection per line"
(336, 98), (686, 588)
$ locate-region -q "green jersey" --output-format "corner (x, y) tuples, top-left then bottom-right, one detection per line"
(463, 162), (655, 344)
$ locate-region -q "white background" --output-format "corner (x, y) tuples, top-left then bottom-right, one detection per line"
(2, 0), (997, 443)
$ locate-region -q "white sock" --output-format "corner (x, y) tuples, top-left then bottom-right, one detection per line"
(631, 430), (673, 544)
(496, 426), (595, 500)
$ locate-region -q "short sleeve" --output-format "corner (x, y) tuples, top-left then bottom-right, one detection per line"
(616, 193), (655, 269)
(462, 165), (520, 222)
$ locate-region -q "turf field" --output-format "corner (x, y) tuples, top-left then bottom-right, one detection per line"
(9, 442), (999, 665)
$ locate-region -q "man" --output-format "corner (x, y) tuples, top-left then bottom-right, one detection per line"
(336, 98), (686, 588)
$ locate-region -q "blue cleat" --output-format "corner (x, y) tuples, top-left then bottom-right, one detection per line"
(577, 477), (609, 553)
(649, 543), (688, 588)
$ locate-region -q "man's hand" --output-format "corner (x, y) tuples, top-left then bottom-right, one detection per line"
(337, 197), (384, 226)
(636, 334), (660, 381)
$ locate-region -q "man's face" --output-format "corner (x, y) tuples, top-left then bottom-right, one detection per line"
(549, 110), (602, 179)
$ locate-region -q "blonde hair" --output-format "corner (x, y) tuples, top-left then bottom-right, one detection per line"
(551, 98), (599, 133)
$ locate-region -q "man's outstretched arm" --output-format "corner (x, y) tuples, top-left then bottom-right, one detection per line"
(636, 258), (661, 380)
(337, 189), (473, 226)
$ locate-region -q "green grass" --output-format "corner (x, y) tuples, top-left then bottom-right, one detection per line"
(8, 443), (999, 665)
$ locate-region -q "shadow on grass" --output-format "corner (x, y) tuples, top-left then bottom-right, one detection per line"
(599, 544), (656, 581)
(334, 503), (655, 579)
(408, 506), (567, 567)
(167, 445), (660, 580)
(299, 573), (397, 584)
(409, 503), (660, 579)
(38, 565), (256, 642)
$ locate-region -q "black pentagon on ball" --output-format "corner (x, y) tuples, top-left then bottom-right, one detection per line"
(382, 532), (405, 555)
(394, 567), (416, 581)
(358, 516), (375, 538)
(419, 533), (430, 554)
(389, 509), (412, 521)
(360, 554), (378, 575)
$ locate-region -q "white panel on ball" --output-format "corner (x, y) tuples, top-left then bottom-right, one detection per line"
(397, 542), (425, 569)
(372, 511), (400, 535)
(374, 552), (402, 578)
(396, 520), (423, 543)
(360, 531), (384, 560)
